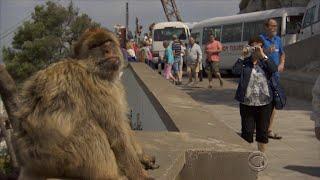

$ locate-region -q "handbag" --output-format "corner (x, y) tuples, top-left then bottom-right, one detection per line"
(270, 75), (286, 110)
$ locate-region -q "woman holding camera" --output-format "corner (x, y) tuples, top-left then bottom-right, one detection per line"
(232, 36), (278, 152)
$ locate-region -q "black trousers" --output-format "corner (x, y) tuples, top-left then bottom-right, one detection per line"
(240, 103), (273, 144)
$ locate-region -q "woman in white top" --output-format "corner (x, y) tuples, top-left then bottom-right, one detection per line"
(126, 42), (136, 61)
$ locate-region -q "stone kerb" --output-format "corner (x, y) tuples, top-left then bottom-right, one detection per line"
(127, 63), (259, 180)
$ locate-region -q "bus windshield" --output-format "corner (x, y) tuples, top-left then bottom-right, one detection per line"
(153, 27), (187, 41)
(286, 15), (304, 34)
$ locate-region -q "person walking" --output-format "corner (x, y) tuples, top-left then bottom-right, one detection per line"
(312, 75), (320, 141)
(126, 42), (136, 62)
(186, 37), (202, 86)
(260, 18), (285, 140)
(232, 36), (278, 152)
(171, 35), (183, 85)
(163, 41), (176, 83)
(140, 41), (153, 65)
(180, 41), (186, 81)
(205, 35), (224, 88)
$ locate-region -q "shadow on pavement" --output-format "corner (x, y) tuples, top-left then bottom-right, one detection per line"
(284, 165), (320, 177)
(178, 79), (312, 112)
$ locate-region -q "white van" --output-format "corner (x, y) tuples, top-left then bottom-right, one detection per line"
(192, 7), (305, 71)
(152, 22), (190, 61)
(298, 0), (320, 41)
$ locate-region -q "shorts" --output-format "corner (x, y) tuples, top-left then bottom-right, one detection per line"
(187, 63), (200, 73)
(239, 103), (273, 144)
(206, 61), (220, 74)
(172, 57), (182, 74)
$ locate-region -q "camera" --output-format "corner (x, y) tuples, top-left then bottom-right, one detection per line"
(245, 45), (258, 53)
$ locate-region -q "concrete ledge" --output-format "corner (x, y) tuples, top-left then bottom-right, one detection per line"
(127, 63), (258, 179)
(135, 132), (256, 180)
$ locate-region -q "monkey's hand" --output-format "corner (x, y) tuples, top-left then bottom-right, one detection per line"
(140, 154), (160, 170)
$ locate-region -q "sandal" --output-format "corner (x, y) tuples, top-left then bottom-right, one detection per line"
(268, 131), (282, 140)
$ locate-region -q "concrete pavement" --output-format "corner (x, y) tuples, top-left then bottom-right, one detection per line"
(177, 78), (320, 180)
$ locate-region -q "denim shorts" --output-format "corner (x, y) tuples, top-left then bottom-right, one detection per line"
(172, 57), (182, 73)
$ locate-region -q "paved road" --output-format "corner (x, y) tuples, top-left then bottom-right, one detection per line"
(176, 78), (320, 180)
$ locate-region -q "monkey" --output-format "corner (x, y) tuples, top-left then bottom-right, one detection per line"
(12, 28), (158, 180)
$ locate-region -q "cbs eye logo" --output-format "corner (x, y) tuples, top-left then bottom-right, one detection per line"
(248, 151), (268, 172)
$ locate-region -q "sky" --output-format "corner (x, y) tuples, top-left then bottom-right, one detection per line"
(0, 0), (241, 57)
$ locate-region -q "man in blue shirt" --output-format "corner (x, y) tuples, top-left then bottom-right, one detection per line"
(260, 18), (286, 140)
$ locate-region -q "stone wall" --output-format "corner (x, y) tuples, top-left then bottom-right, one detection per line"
(125, 63), (260, 179)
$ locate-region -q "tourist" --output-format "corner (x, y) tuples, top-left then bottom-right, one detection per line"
(186, 37), (202, 86)
(172, 35), (183, 85)
(163, 41), (176, 83)
(260, 18), (285, 140)
(140, 41), (153, 65)
(180, 41), (186, 81)
(232, 36), (277, 152)
(205, 35), (224, 88)
(126, 42), (136, 62)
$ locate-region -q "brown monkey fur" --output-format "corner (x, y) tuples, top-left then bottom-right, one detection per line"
(14, 28), (157, 180)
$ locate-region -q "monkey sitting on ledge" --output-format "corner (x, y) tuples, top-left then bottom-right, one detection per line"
(14, 28), (158, 180)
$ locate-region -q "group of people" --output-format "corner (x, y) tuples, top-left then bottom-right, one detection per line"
(161, 34), (225, 88)
(124, 39), (153, 63)
(161, 18), (287, 153)
(123, 18), (320, 153)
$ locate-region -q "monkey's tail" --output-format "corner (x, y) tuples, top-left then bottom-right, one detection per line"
(0, 64), (21, 132)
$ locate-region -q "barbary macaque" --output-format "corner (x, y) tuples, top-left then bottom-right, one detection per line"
(11, 28), (157, 179)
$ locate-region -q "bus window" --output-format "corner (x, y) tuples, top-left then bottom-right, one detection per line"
(243, 20), (265, 41)
(153, 27), (187, 41)
(191, 32), (200, 44)
(243, 17), (281, 40)
(303, 6), (316, 28)
(318, 4), (320, 22)
(221, 23), (242, 43)
(202, 26), (221, 45)
(286, 15), (304, 34)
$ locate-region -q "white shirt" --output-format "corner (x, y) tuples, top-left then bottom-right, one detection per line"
(127, 49), (136, 58)
(186, 43), (202, 65)
(243, 65), (272, 106)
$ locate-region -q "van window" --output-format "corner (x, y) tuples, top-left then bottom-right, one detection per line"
(303, 6), (316, 28)
(243, 20), (265, 41)
(202, 26), (221, 44)
(221, 23), (242, 43)
(286, 15), (304, 34)
(153, 27), (187, 41)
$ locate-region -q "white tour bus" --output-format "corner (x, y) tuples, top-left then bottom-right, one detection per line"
(152, 22), (190, 62)
(298, 0), (320, 41)
(191, 7), (305, 71)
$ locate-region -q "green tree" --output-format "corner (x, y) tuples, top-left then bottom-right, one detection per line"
(2, 1), (100, 82)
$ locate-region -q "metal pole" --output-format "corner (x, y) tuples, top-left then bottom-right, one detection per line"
(126, 2), (129, 39)
(0, 0), (2, 63)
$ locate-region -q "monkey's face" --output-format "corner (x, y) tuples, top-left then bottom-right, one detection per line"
(74, 28), (124, 81)
(88, 40), (123, 81)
